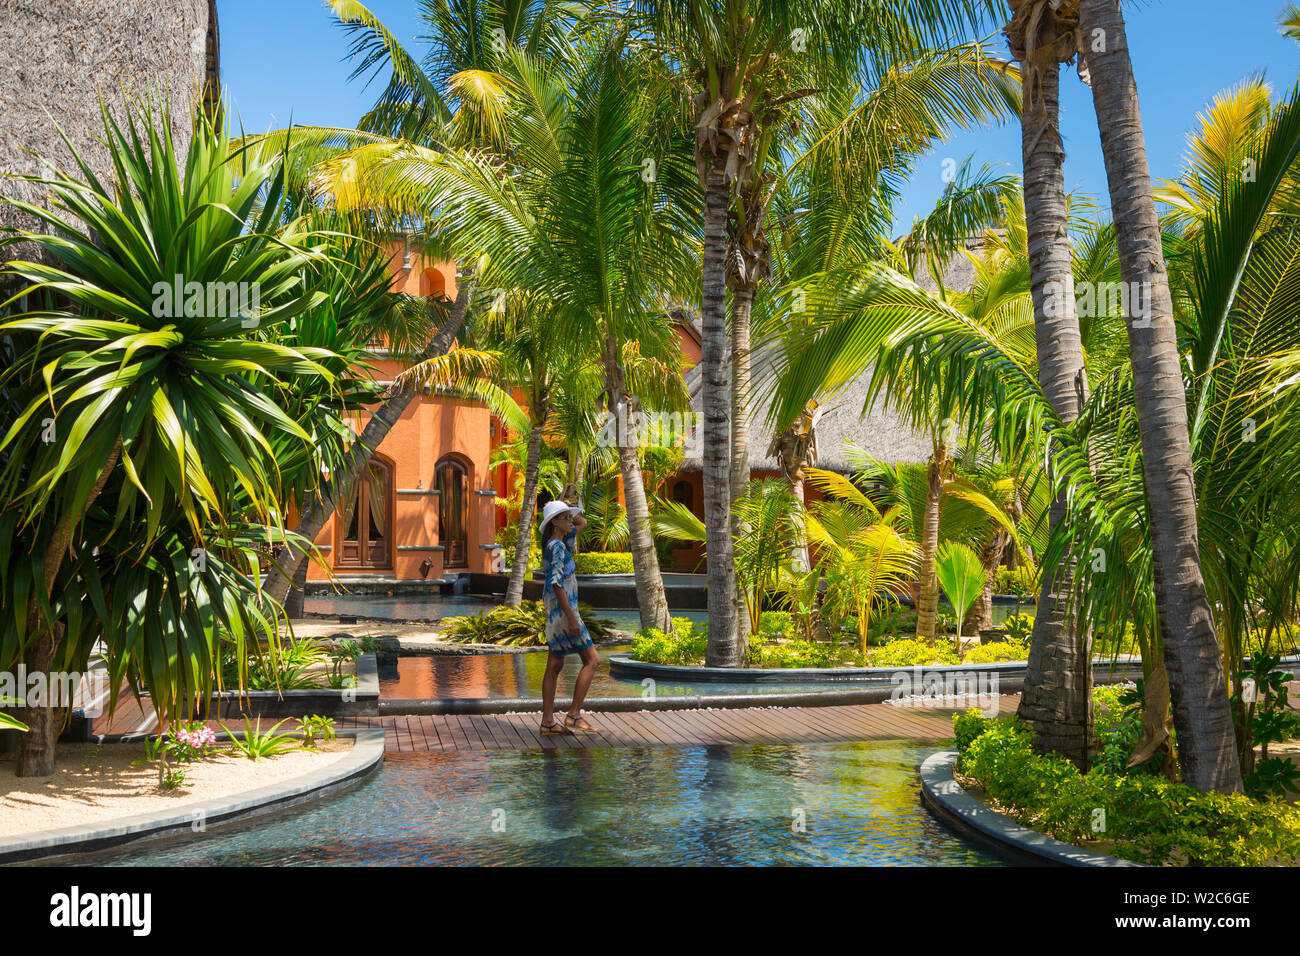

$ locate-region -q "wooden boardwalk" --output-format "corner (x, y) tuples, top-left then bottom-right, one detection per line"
(92, 693), (1022, 754)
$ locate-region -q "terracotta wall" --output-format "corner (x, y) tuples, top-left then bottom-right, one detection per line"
(306, 248), (502, 581)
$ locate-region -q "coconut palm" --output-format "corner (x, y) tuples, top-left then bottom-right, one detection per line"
(637, 0), (1011, 666)
(1074, 0), (1243, 793)
(1047, 73), (1300, 791)
(318, 40), (697, 630)
(259, 0), (586, 604)
(802, 485), (919, 656)
(996, 0), (1098, 766)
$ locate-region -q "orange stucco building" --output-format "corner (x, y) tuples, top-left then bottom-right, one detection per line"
(305, 241), (505, 583)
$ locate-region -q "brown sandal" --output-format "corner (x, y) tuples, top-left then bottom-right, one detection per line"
(540, 719), (572, 735)
(564, 712), (597, 733)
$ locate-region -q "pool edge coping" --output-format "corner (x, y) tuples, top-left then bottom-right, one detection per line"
(919, 749), (1143, 867)
(0, 728), (385, 865)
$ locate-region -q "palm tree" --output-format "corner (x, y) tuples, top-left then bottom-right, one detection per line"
(1003, 0), (1095, 766)
(399, 292), (566, 606)
(261, 0), (582, 604)
(635, 0), (873, 666)
(322, 41), (696, 630)
(1075, 0), (1242, 793)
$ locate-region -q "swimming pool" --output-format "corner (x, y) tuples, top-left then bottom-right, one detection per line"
(77, 741), (1000, 866)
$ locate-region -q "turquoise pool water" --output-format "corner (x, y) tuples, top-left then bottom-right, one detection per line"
(79, 741), (1000, 866)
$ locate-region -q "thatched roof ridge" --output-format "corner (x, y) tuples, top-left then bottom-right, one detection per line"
(676, 241), (989, 473)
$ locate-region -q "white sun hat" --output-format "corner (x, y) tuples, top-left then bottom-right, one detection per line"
(539, 499), (582, 538)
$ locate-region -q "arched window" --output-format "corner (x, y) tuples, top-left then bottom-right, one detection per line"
(337, 457), (393, 569)
(672, 480), (693, 509)
(437, 457), (470, 568)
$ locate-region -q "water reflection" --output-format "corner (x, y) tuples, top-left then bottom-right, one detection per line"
(78, 742), (1000, 867)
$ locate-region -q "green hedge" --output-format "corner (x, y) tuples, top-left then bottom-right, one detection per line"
(992, 565), (1038, 597)
(952, 710), (1300, 866)
(573, 552), (634, 575)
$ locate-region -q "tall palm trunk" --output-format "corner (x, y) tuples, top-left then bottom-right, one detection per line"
(1011, 49), (1093, 767)
(1077, 0), (1242, 792)
(16, 438), (122, 776)
(729, 286), (754, 646)
(504, 417), (546, 606)
(265, 279), (472, 605)
(914, 441), (948, 640)
(771, 409), (817, 572)
(603, 335), (671, 631)
(702, 154), (740, 665)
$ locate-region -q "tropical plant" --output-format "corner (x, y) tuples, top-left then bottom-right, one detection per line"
(440, 600), (616, 646)
(219, 717), (305, 760)
(0, 98), (337, 775)
(804, 491), (918, 656)
(732, 479), (800, 634)
(298, 714), (337, 750)
(0, 697), (28, 733)
(934, 541), (986, 654)
(1074, 0), (1242, 793)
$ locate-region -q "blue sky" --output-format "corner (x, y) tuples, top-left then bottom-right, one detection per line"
(217, 0), (1300, 231)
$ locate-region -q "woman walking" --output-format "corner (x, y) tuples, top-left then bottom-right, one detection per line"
(538, 499), (600, 734)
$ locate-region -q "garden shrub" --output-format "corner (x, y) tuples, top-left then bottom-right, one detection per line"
(1001, 612), (1034, 644)
(573, 552), (634, 575)
(954, 712), (1300, 865)
(631, 618), (708, 665)
(963, 638), (1029, 664)
(952, 708), (994, 761)
(746, 637), (838, 669)
(758, 611), (795, 639)
(442, 601), (616, 645)
(870, 638), (960, 667)
(992, 564), (1038, 596)
(1093, 620), (1138, 657)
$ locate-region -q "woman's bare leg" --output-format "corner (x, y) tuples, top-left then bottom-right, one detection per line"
(541, 651), (566, 726)
(567, 645), (600, 723)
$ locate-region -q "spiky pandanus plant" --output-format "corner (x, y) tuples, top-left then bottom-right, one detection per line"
(0, 100), (338, 774)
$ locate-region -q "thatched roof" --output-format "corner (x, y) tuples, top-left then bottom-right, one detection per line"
(678, 239), (988, 473)
(0, 1), (214, 269)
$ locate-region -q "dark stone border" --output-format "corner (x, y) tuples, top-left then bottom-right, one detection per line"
(608, 653), (1147, 685)
(919, 750), (1142, 867)
(161, 653), (379, 718)
(0, 728), (385, 865)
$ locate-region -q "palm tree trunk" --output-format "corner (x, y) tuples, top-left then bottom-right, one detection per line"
(730, 285), (753, 646)
(16, 437), (122, 776)
(702, 155), (740, 666)
(504, 418), (545, 606)
(914, 442), (947, 640)
(285, 557), (309, 618)
(603, 335), (671, 632)
(1077, 0), (1242, 792)
(1010, 52), (1094, 769)
(265, 279), (472, 605)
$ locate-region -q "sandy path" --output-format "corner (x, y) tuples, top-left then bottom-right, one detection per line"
(0, 738), (354, 837)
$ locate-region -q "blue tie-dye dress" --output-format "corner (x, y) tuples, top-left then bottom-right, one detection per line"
(543, 528), (594, 656)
